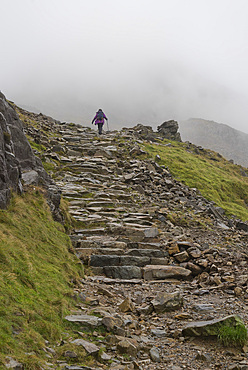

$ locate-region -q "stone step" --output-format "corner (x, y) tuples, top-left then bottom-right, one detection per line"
(91, 264), (193, 280)
(123, 220), (153, 226)
(73, 228), (106, 235)
(143, 265), (192, 281)
(75, 248), (125, 261)
(89, 254), (168, 268)
(86, 201), (116, 208)
(130, 242), (164, 250)
(74, 246), (168, 258)
(102, 266), (142, 279)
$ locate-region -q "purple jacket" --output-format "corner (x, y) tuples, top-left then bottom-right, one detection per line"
(92, 111), (107, 125)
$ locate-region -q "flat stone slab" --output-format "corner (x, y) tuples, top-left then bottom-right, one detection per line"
(182, 315), (244, 337)
(64, 315), (100, 327)
(143, 265), (192, 280)
(71, 339), (99, 355)
(90, 255), (120, 267)
(126, 249), (165, 257)
(86, 276), (143, 284)
(74, 228), (106, 235)
(104, 266), (142, 279)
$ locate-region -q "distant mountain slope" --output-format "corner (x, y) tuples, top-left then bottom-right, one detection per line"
(179, 118), (248, 168)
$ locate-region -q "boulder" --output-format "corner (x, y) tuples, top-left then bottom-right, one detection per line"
(157, 120), (182, 141)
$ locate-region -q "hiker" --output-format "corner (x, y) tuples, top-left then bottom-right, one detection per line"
(91, 109), (108, 135)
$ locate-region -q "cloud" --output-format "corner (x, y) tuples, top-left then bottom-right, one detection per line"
(1, 0), (248, 133)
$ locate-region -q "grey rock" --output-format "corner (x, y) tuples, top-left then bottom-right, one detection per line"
(119, 256), (150, 267)
(64, 314), (100, 327)
(64, 366), (96, 370)
(102, 316), (123, 331)
(22, 170), (39, 185)
(104, 266), (142, 279)
(5, 357), (23, 369)
(195, 351), (212, 362)
(71, 338), (99, 355)
(0, 93), (60, 216)
(143, 265), (191, 280)
(151, 328), (167, 337)
(150, 347), (160, 362)
(63, 350), (78, 358)
(152, 291), (183, 313)
(193, 304), (214, 312)
(100, 351), (112, 361)
(144, 227), (159, 238)
(117, 338), (138, 356)
(157, 120), (181, 141)
(90, 255), (120, 267)
(182, 315), (244, 338)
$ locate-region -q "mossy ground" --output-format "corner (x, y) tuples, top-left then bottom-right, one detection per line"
(0, 190), (84, 368)
(143, 140), (248, 221)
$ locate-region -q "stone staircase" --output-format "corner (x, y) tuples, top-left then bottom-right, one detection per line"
(48, 124), (217, 281)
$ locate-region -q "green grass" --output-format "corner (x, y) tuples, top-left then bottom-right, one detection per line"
(143, 140), (248, 220)
(0, 190), (84, 368)
(218, 321), (247, 347)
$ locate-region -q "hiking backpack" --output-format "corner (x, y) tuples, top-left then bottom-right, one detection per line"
(96, 111), (104, 121)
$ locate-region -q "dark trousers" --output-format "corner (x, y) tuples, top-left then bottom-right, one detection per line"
(97, 122), (103, 135)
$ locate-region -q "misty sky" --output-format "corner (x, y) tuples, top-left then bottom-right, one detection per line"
(1, 0), (248, 132)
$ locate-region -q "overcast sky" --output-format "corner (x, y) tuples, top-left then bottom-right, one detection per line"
(1, 0), (248, 132)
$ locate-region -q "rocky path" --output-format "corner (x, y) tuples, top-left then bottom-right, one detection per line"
(24, 117), (248, 369)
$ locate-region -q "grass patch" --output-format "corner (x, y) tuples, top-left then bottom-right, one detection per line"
(0, 190), (84, 368)
(143, 140), (248, 220)
(218, 322), (247, 347)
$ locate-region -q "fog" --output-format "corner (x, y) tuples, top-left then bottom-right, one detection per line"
(1, 0), (248, 132)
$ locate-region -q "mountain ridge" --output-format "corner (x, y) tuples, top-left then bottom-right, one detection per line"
(179, 118), (248, 167)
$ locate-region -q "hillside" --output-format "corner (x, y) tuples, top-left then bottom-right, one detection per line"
(179, 118), (248, 168)
(0, 191), (84, 369)
(2, 99), (248, 368)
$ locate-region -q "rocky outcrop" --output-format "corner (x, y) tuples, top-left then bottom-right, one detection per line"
(123, 120), (181, 142)
(157, 120), (182, 141)
(0, 93), (60, 218)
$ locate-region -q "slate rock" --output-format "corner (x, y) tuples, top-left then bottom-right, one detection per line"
(71, 338), (99, 355)
(5, 357), (23, 369)
(182, 315), (244, 338)
(64, 314), (100, 327)
(152, 291), (183, 313)
(104, 266), (142, 279)
(150, 347), (160, 362)
(64, 350), (78, 358)
(102, 316), (123, 331)
(22, 170), (39, 185)
(119, 297), (135, 312)
(117, 338), (138, 356)
(143, 265), (191, 280)
(144, 227), (159, 238)
(151, 328), (167, 337)
(174, 251), (189, 262)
